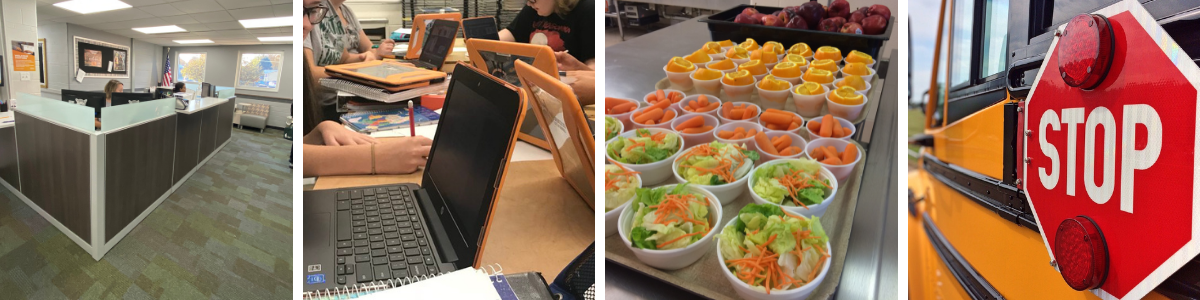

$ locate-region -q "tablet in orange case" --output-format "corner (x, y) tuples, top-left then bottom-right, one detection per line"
(513, 60), (595, 208)
(407, 13), (463, 60)
(466, 39), (560, 151)
(324, 60), (446, 87)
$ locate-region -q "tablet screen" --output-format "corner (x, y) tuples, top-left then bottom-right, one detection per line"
(341, 62), (421, 78)
(463, 18), (499, 40)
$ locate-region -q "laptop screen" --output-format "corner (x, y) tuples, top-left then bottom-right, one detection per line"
(422, 65), (521, 266)
(462, 17), (499, 40)
(417, 19), (459, 68)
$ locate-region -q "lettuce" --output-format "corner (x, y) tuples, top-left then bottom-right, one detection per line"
(605, 117), (621, 141)
(721, 204), (830, 291)
(717, 225), (745, 259)
(626, 184), (711, 250)
(604, 165), (639, 212)
(606, 129), (680, 164)
(750, 160), (831, 207)
(676, 141), (757, 185)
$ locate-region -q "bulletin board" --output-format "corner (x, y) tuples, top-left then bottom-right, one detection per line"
(73, 36), (128, 78)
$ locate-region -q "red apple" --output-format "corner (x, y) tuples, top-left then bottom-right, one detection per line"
(734, 13), (762, 25)
(867, 5), (891, 21)
(797, 1), (825, 29)
(819, 17), (846, 32)
(840, 22), (863, 34)
(849, 11), (866, 24)
(742, 7), (759, 16)
(761, 15), (785, 27)
(827, 0), (851, 19)
(784, 15), (808, 29)
(861, 15), (887, 34)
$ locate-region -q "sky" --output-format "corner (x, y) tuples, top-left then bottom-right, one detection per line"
(909, 0), (943, 106)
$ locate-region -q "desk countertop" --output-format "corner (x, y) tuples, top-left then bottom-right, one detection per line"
(176, 97), (229, 114)
(312, 159), (593, 280)
(0, 111), (12, 129)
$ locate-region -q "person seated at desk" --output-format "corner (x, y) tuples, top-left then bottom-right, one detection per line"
(304, 0), (395, 122)
(303, 0), (431, 177)
(499, 0), (595, 71)
(95, 80), (123, 129)
(173, 82), (186, 95)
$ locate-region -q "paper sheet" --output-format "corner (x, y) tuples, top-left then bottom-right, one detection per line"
(357, 268), (500, 300)
(75, 69), (85, 83)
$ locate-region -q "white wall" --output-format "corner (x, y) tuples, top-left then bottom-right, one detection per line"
(4, 0), (40, 100)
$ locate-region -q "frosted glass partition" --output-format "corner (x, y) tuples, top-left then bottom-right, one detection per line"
(13, 93), (96, 133)
(215, 87), (235, 98)
(185, 83), (200, 93)
(100, 98), (176, 132)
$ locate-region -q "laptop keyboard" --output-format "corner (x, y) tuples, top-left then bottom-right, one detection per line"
(334, 186), (439, 285)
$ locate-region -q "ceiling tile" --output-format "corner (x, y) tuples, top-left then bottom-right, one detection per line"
(139, 3), (187, 16)
(190, 10), (233, 22)
(270, 0), (292, 4)
(227, 6), (275, 20)
(123, 0), (171, 6)
(171, 15), (200, 24)
(171, 0), (224, 14)
(215, 0), (273, 10)
(205, 21), (243, 30)
(177, 23), (211, 31)
(271, 3), (290, 16)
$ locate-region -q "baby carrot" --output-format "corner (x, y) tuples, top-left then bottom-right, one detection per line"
(755, 132), (778, 155)
(717, 130), (735, 139)
(822, 156), (843, 165)
(610, 102), (637, 114)
(655, 89), (666, 102)
(842, 144), (858, 163)
(807, 120), (821, 132)
(675, 116), (705, 131)
(773, 134), (791, 150)
(681, 126), (713, 134)
(743, 106), (758, 119)
(729, 108), (745, 119)
(635, 108), (664, 124)
(821, 145), (839, 160)
(832, 121), (843, 137)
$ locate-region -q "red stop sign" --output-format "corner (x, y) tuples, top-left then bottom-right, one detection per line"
(1024, 1), (1200, 299)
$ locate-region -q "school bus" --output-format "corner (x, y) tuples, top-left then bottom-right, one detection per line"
(909, 0), (1200, 299)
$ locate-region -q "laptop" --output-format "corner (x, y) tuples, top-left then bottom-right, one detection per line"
(462, 16), (499, 40)
(397, 19), (459, 71)
(513, 60), (595, 207)
(302, 62), (527, 294)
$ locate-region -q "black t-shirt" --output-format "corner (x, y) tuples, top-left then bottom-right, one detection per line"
(505, 0), (595, 63)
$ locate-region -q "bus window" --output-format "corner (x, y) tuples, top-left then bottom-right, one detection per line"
(949, 0), (974, 88)
(981, 0), (1008, 79)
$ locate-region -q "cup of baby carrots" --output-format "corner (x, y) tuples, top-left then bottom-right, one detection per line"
(717, 102), (761, 124)
(644, 89), (685, 112)
(678, 94), (722, 118)
(755, 131), (808, 162)
(605, 97), (642, 129)
(631, 106), (680, 130)
(713, 121), (764, 152)
(805, 138), (861, 185)
(757, 108), (805, 135)
(805, 114), (855, 141)
(670, 113), (719, 148)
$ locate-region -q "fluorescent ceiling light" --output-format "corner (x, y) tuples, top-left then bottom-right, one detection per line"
(174, 39), (213, 44)
(54, 0), (131, 14)
(239, 17), (291, 28)
(133, 25), (186, 34)
(257, 36), (293, 42)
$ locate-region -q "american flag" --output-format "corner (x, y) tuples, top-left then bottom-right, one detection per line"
(162, 47), (173, 85)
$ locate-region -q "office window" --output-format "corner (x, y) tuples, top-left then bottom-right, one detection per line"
(949, 0), (974, 88)
(234, 51), (284, 92)
(176, 52), (206, 83)
(980, 0), (1009, 79)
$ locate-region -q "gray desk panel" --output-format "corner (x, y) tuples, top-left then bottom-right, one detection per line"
(0, 126), (19, 190)
(14, 111), (91, 242)
(105, 115), (177, 241)
(174, 112), (203, 183)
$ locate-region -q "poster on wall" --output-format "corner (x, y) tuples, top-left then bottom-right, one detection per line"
(11, 40), (34, 72)
(38, 38), (46, 88)
(73, 36), (128, 78)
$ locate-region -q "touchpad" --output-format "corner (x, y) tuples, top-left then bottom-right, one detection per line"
(304, 213), (330, 248)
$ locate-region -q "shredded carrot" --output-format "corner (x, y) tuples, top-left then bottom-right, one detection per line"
(674, 143), (751, 184)
(604, 160), (642, 191)
(657, 231), (703, 248)
(723, 215), (829, 293)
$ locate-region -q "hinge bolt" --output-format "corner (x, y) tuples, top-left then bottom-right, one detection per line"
(1016, 106), (1023, 112)
(1025, 157), (1031, 163)
(1014, 179), (1022, 186)
(1050, 260), (1058, 268)
(1024, 130), (1031, 136)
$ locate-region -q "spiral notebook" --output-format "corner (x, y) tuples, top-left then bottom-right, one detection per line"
(303, 264), (554, 300)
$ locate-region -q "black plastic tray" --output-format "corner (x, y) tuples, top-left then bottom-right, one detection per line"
(700, 4), (894, 59)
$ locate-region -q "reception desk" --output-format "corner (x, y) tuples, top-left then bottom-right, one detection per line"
(0, 94), (236, 260)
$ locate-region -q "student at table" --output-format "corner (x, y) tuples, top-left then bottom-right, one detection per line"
(304, 0), (395, 122)
(95, 80), (123, 129)
(303, 0), (432, 177)
(500, 0), (596, 71)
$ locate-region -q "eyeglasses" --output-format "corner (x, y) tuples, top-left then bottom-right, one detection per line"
(304, 4), (328, 25)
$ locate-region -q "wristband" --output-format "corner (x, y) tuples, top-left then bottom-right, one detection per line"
(370, 143), (376, 175)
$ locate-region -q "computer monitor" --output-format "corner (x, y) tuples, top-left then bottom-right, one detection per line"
(111, 92), (154, 106)
(462, 16), (499, 40)
(153, 88), (172, 100)
(60, 89), (106, 118)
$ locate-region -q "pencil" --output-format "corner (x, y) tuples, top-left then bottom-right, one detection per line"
(408, 101), (416, 136)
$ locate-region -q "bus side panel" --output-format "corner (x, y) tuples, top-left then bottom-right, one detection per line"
(927, 177), (1099, 299)
(930, 102), (1008, 180)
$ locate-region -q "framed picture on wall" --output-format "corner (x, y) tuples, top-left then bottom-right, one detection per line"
(38, 38), (46, 88)
(73, 36), (128, 78)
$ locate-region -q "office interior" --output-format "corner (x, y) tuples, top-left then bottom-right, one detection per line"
(0, 0), (291, 299)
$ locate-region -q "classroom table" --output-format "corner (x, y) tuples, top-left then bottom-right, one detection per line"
(0, 94), (236, 260)
(309, 106), (596, 280)
(604, 17), (899, 299)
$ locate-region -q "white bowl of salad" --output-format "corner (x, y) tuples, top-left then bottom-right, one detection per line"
(605, 116), (623, 143)
(747, 159), (838, 218)
(606, 128), (684, 185)
(715, 203), (832, 300)
(672, 141), (759, 204)
(617, 183), (723, 270)
(605, 164), (642, 236)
